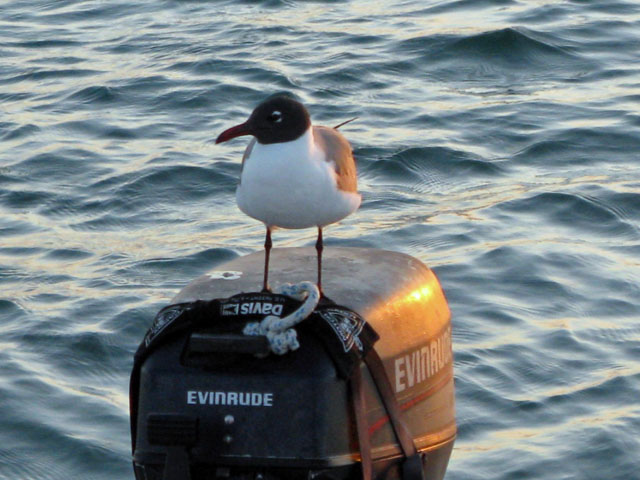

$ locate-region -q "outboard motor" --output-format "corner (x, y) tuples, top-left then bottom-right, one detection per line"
(130, 247), (455, 480)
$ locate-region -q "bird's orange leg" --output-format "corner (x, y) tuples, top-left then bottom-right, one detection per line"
(315, 227), (324, 297)
(263, 227), (272, 292)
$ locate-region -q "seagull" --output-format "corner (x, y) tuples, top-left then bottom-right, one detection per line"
(216, 95), (361, 294)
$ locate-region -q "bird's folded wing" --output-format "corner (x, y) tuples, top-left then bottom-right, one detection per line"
(313, 125), (357, 193)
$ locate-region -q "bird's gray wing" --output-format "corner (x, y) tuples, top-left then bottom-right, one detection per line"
(313, 125), (357, 193)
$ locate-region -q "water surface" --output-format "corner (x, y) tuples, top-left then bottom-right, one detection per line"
(1, 1), (639, 479)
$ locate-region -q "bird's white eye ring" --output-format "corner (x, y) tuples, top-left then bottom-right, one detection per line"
(268, 110), (282, 123)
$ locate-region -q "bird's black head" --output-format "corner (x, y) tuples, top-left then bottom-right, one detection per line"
(216, 95), (311, 145)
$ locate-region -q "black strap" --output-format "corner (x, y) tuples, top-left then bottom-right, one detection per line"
(350, 365), (372, 480)
(350, 348), (425, 480)
(364, 349), (417, 458)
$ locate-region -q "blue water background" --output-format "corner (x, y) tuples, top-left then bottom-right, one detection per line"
(1, 1), (639, 479)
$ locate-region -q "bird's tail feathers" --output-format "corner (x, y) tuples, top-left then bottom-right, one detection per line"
(333, 117), (359, 130)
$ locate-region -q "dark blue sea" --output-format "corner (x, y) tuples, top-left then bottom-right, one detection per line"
(1, 1), (639, 479)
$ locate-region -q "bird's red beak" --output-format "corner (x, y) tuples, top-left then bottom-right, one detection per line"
(215, 122), (253, 144)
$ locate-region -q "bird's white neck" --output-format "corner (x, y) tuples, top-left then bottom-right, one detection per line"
(253, 127), (316, 159)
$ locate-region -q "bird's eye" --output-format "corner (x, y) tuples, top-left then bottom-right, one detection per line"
(267, 110), (282, 123)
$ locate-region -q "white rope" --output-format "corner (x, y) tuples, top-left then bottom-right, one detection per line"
(242, 281), (320, 355)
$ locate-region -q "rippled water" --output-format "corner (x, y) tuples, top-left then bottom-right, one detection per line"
(2, 1), (640, 479)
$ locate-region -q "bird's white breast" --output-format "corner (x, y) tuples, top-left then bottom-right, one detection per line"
(236, 128), (360, 229)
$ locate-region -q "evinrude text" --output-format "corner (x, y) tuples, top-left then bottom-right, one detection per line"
(187, 390), (274, 407)
(393, 326), (453, 393)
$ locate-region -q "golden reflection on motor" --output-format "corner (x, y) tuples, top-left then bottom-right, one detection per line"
(408, 285), (433, 302)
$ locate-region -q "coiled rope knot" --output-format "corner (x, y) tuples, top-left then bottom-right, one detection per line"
(242, 281), (320, 355)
